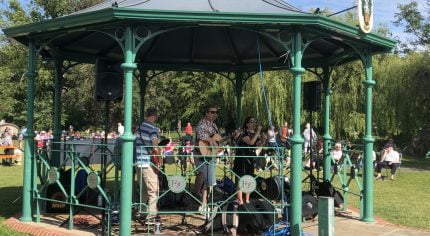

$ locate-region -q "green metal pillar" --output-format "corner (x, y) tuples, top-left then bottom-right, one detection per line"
(235, 73), (243, 128)
(289, 32), (305, 236)
(139, 68), (147, 124)
(322, 66), (333, 182)
(119, 27), (137, 236)
(21, 40), (37, 222)
(52, 58), (63, 167)
(362, 53), (375, 222)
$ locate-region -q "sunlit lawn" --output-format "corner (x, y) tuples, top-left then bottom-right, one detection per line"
(331, 156), (430, 230)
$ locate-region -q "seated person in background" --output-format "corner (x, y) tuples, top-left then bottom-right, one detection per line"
(2, 131), (13, 165)
(331, 142), (343, 164)
(375, 143), (400, 180)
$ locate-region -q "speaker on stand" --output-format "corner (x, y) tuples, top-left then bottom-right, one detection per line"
(95, 59), (123, 234)
(303, 81), (322, 189)
(303, 81), (321, 112)
(95, 59), (123, 101)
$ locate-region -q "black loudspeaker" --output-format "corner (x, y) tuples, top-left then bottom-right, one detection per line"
(303, 81), (322, 111)
(46, 184), (68, 213)
(315, 181), (335, 197)
(95, 59), (123, 101)
(252, 199), (276, 230)
(302, 192), (318, 220)
(238, 202), (264, 234)
(333, 190), (344, 208)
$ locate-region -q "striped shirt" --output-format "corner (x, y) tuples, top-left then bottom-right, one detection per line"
(134, 120), (159, 167)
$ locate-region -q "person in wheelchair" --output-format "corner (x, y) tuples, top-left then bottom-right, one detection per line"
(375, 143), (400, 180)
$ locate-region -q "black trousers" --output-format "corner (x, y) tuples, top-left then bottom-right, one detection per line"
(376, 161), (400, 175)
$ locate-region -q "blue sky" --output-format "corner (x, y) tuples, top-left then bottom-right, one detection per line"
(4, 0), (427, 44)
(287, 0), (428, 43)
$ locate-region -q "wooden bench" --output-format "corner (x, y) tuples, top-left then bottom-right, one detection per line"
(0, 145), (18, 159)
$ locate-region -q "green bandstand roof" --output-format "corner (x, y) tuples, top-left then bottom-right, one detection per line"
(3, 0), (396, 71)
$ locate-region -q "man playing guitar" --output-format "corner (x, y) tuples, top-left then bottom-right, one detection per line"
(194, 105), (219, 214)
(135, 107), (160, 222)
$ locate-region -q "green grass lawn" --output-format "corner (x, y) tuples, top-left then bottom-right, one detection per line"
(337, 156), (430, 230)
(0, 165), (28, 235)
(0, 155), (429, 234)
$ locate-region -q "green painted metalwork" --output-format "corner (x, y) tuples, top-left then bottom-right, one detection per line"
(329, 148), (363, 212)
(52, 58), (63, 168)
(362, 53), (375, 222)
(289, 31), (305, 236)
(3, 9), (396, 51)
(33, 145), (39, 223)
(235, 73), (243, 128)
(21, 40), (37, 222)
(31, 141), (116, 234)
(119, 26), (137, 236)
(322, 67), (333, 182)
(68, 146), (76, 230)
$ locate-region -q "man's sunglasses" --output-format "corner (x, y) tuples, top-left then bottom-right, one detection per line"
(208, 111), (217, 114)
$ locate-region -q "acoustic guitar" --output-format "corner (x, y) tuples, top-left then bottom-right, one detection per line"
(198, 133), (230, 156)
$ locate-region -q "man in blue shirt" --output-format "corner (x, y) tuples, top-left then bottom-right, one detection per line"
(135, 107), (160, 220)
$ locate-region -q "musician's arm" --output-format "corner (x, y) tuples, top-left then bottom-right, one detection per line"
(152, 137), (161, 165)
(202, 136), (218, 147)
(243, 126), (262, 145)
(152, 138), (160, 153)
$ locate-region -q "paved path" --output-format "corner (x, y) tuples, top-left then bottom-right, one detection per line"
(302, 210), (430, 236)
(6, 210), (430, 236)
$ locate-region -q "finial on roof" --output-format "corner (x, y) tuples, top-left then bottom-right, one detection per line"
(112, 1), (118, 7)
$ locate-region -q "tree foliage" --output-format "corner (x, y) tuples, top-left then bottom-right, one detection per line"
(394, 0), (430, 51)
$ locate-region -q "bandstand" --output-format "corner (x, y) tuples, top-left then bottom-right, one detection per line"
(3, 0), (396, 235)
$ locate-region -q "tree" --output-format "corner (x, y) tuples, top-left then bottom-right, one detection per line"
(394, 0), (430, 52)
(32, 0), (104, 19)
